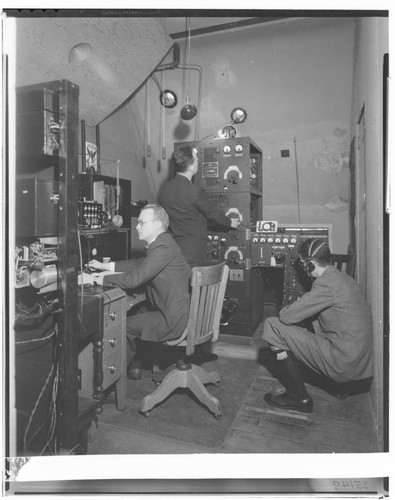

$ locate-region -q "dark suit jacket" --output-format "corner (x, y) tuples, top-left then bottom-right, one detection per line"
(279, 265), (373, 380)
(158, 174), (231, 265)
(102, 232), (191, 342)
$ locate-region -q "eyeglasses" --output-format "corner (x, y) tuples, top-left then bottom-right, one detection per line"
(137, 219), (157, 226)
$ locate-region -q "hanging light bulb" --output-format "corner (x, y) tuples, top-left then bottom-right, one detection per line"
(181, 18), (198, 121)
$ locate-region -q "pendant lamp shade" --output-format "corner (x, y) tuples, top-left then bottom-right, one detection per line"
(181, 18), (198, 121)
(181, 101), (198, 120)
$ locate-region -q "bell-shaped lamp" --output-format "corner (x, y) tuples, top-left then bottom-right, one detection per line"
(230, 107), (247, 124)
(181, 99), (198, 120)
(160, 89), (178, 109)
(180, 18), (198, 121)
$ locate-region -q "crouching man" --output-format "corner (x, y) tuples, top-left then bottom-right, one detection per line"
(262, 239), (373, 413)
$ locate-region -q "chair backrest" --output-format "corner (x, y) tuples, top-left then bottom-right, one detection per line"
(167, 262), (229, 355)
(331, 253), (356, 277)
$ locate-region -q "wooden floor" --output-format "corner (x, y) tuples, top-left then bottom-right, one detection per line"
(87, 324), (379, 455)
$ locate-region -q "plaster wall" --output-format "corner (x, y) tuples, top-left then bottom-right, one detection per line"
(350, 16), (388, 451)
(100, 17), (356, 253)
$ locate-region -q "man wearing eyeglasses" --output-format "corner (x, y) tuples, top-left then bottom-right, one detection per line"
(261, 238), (373, 414)
(84, 204), (191, 380)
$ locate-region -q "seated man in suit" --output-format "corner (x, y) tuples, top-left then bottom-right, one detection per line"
(262, 238), (373, 413)
(82, 204), (192, 380)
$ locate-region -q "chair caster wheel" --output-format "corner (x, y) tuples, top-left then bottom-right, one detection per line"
(153, 380), (161, 387)
(214, 414), (221, 420)
(139, 410), (150, 417)
(214, 382), (221, 387)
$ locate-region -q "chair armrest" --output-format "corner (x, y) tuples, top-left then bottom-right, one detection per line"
(165, 321), (192, 347)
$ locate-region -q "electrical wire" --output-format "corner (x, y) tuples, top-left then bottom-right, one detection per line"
(161, 69), (166, 160)
(23, 325), (58, 453)
(77, 227), (84, 321)
(15, 297), (59, 326)
(40, 362), (59, 455)
(293, 137), (302, 225)
(186, 17), (192, 102)
(146, 76), (151, 158)
(15, 326), (57, 345)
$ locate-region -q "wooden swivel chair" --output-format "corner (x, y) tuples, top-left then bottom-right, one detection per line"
(331, 252), (356, 277)
(139, 262), (230, 418)
(330, 250), (372, 398)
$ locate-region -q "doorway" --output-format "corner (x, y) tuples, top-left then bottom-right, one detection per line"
(355, 106), (367, 297)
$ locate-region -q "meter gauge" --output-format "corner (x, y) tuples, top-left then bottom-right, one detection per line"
(223, 145), (231, 154)
(235, 144), (244, 153)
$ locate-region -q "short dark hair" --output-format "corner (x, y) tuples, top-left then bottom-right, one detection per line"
(172, 145), (195, 173)
(297, 238), (332, 266)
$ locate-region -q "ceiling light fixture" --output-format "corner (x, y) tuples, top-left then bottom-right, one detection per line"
(151, 74), (178, 109)
(68, 42), (92, 66)
(218, 107), (248, 138)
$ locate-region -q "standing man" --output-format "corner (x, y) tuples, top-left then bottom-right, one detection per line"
(83, 204), (192, 380)
(262, 239), (373, 413)
(158, 144), (240, 267)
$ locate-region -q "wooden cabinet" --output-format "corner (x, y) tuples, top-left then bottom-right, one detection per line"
(78, 286), (127, 412)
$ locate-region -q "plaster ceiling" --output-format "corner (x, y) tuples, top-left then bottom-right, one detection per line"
(15, 17), (174, 125)
(162, 17), (253, 35)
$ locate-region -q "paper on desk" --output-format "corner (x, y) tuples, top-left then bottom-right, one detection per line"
(78, 271), (123, 285)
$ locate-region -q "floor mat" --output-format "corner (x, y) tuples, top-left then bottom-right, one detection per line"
(96, 356), (260, 450)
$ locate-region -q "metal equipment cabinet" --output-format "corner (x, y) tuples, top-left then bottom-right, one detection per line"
(13, 79), (95, 455)
(175, 137), (264, 340)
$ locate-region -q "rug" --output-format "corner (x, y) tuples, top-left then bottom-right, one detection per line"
(97, 356), (260, 449)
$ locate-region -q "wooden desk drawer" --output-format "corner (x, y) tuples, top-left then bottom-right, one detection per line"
(103, 297), (124, 328)
(102, 326), (123, 357)
(102, 348), (123, 388)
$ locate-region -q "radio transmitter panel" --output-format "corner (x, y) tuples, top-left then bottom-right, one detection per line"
(251, 224), (333, 308)
(174, 138), (264, 339)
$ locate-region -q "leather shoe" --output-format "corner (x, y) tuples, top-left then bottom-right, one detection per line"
(151, 370), (165, 386)
(127, 368), (142, 380)
(332, 391), (350, 400)
(264, 392), (313, 413)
